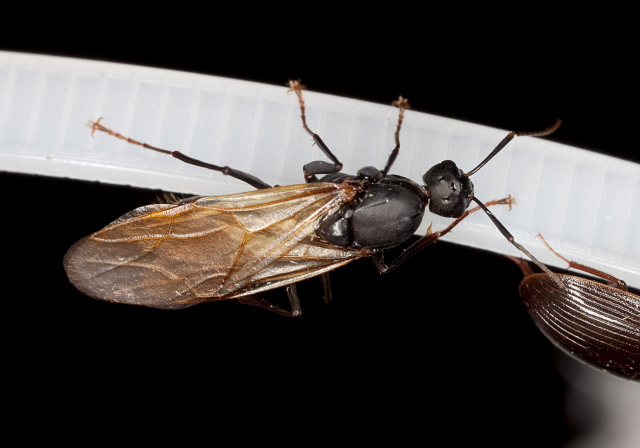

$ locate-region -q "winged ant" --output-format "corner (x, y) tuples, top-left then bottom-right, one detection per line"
(64, 80), (562, 316)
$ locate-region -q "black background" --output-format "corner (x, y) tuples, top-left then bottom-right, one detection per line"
(2, 10), (638, 447)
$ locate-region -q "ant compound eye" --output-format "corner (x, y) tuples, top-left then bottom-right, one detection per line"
(423, 160), (474, 218)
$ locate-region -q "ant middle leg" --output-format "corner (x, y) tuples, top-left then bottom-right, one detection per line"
(381, 96), (410, 176)
(288, 80), (343, 183)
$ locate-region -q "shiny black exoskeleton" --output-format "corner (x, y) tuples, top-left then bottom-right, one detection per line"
(284, 81), (561, 287)
(91, 80), (561, 316)
(316, 171), (427, 249)
(423, 160), (474, 218)
(314, 160), (473, 250)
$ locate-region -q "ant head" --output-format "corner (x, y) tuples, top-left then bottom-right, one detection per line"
(423, 160), (474, 218)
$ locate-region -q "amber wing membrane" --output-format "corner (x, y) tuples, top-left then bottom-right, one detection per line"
(520, 274), (640, 380)
(64, 183), (367, 309)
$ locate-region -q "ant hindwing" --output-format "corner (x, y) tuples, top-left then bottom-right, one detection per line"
(64, 80), (562, 316)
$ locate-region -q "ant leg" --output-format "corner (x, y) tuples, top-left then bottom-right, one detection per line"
(375, 195), (562, 288)
(536, 234), (627, 290)
(88, 118), (272, 190)
(287, 80), (343, 183)
(381, 96), (410, 176)
(320, 273), (333, 303)
(470, 198), (563, 288)
(236, 284), (303, 317)
(372, 197), (515, 273)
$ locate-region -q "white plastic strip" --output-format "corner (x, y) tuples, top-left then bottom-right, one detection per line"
(1, 50), (639, 289)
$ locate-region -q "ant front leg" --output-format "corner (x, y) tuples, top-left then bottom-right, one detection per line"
(288, 80), (343, 183)
(372, 197), (515, 273)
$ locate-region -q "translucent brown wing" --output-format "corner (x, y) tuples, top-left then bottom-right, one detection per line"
(64, 182), (368, 309)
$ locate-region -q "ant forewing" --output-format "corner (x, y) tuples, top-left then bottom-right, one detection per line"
(64, 80), (562, 316)
(510, 235), (640, 381)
